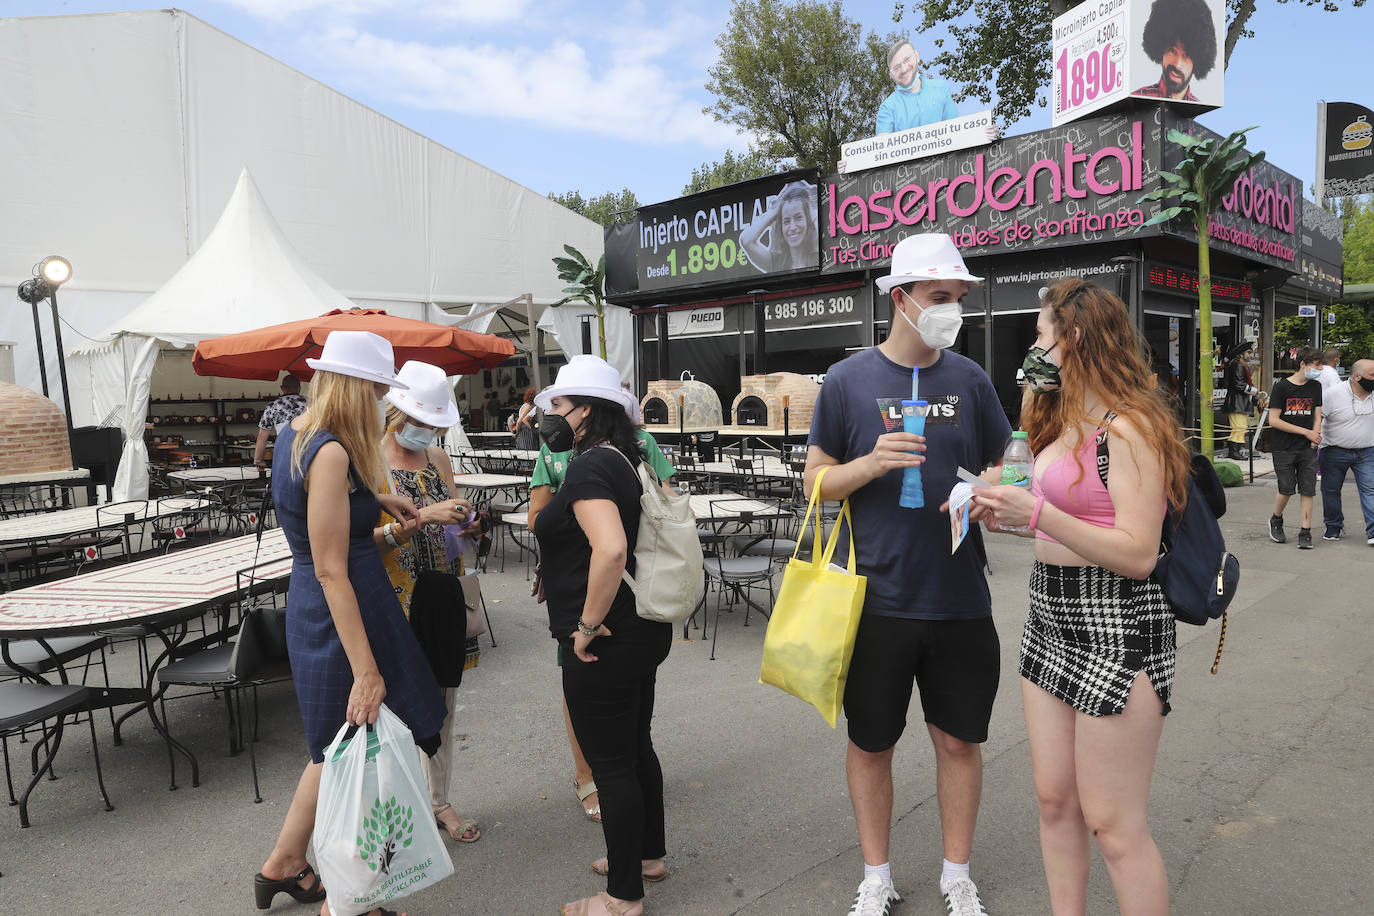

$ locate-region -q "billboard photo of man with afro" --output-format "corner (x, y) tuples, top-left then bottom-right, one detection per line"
(1131, 0), (1222, 104)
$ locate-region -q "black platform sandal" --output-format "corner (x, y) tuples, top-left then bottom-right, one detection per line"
(254, 863), (327, 909)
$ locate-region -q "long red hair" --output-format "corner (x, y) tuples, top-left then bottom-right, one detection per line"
(1020, 279), (1191, 512)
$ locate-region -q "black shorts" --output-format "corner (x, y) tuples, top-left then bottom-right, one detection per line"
(842, 614), (1000, 752)
(1273, 447), (1318, 496)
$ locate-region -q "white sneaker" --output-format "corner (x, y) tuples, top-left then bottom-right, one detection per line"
(848, 874), (901, 915)
(940, 874), (989, 916)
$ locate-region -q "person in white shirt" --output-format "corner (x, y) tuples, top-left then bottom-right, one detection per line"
(1316, 349), (1343, 390)
(1319, 359), (1374, 544)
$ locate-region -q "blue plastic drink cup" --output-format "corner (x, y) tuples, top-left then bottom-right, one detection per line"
(899, 399), (927, 508)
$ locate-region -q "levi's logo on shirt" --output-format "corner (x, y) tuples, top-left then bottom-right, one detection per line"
(1284, 397), (1314, 418)
(875, 395), (962, 433)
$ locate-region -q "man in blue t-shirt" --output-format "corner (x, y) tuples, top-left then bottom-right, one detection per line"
(806, 234), (1011, 916)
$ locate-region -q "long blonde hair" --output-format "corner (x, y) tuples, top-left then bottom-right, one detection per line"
(1020, 279), (1191, 512)
(290, 371), (387, 492)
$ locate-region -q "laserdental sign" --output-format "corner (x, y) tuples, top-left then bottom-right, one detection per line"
(1052, 0), (1225, 127)
(823, 110), (1167, 270)
(626, 171), (821, 293)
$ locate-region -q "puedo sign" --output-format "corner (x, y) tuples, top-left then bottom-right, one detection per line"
(822, 109), (1166, 271)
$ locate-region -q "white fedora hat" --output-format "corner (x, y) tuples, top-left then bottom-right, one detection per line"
(385, 361), (459, 427)
(874, 234), (983, 293)
(534, 355), (638, 416)
(305, 330), (407, 388)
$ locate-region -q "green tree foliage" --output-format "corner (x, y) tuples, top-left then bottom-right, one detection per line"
(356, 796), (414, 875)
(705, 0), (895, 170)
(1274, 305), (1374, 363)
(1342, 197), (1374, 285)
(547, 188), (640, 228)
(682, 148), (785, 196)
(1322, 303), (1374, 361)
(1139, 126), (1264, 458)
(891, 0), (1366, 126)
(552, 245), (608, 359)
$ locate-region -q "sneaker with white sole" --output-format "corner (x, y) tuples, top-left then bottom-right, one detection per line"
(940, 874), (989, 916)
(848, 874), (901, 915)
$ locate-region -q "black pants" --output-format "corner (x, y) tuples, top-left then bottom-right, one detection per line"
(561, 623), (672, 902)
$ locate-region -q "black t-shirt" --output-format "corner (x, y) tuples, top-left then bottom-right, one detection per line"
(1268, 377), (1323, 451)
(533, 445), (643, 640)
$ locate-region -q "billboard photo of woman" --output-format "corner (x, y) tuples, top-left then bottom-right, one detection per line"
(739, 179), (819, 273)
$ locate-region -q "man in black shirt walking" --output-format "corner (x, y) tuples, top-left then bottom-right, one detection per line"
(1267, 347), (1325, 548)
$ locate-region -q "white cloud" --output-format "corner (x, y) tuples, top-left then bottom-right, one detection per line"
(302, 24), (742, 148)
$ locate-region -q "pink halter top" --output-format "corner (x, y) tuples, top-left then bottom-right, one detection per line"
(1031, 434), (1115, 543)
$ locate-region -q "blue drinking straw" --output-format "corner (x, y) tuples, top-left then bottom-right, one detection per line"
(911, 366), (920, 402)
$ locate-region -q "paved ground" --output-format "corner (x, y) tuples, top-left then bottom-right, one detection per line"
(3, 472), (1372, 915)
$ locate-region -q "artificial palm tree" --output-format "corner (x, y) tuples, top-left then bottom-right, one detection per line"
(551, 245), (607, 360)
(1140, 126), (1265, 458)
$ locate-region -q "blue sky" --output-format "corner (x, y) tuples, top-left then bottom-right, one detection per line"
(7, 0), (1369, 206)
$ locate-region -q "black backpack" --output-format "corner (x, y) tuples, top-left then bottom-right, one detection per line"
(1096, 416), (1239, 673)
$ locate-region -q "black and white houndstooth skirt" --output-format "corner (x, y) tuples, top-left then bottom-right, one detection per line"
(1020, 561), (1176, 717)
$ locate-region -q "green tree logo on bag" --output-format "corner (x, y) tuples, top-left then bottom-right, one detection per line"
(356, 796), (414, 874)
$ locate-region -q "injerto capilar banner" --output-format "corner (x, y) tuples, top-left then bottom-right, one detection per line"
(1319, 101), (1374, 197)
(604, 169), (821, 297)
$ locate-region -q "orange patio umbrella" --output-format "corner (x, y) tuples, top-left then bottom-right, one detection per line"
(191, 308), (515, 381)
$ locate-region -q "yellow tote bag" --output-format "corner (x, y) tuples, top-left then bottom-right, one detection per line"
(759, 467), (866, 727)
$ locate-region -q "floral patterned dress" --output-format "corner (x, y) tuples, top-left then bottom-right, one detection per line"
(380, 462), (480, 672)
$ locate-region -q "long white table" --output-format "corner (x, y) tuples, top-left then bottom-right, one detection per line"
(0, 528), (291, 638)
(450, 474), (530, 509)
(0, 497), (209, 548)
(0, 528), (294, 790)
(168, 467), (271, 486)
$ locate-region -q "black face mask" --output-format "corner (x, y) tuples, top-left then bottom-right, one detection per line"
(538, 409), (580, 452)
(1359, 376), (1374, 393)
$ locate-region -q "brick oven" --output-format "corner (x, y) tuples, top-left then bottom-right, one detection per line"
(0, 381), (75, 479)
(641, 377), (723, 431)
(726, 373), (821, 433)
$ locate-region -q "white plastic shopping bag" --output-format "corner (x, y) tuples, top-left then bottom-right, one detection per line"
(314, 705), (453, 916)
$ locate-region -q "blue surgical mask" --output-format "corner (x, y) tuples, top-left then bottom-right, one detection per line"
(395, 422), (437, 452)
(1305, 368), (1322, 381)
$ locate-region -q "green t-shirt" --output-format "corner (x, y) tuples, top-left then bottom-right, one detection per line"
(531, 429), (675, 492)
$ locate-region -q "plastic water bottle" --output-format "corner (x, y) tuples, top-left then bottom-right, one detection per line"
(899, 400), (927, 508)
(1000, 431), (1034, 531)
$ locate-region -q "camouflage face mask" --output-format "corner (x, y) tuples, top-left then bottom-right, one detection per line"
(1022, 343), (1062, 392)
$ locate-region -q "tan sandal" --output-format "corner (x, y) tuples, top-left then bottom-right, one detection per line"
(433, 802), (480, 843)
(575, 777), (602, 822)
(591, 856), (666, 882)
(560, 891), (640, 915)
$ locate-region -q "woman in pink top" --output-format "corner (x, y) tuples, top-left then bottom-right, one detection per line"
(974, 280), (1190, 916)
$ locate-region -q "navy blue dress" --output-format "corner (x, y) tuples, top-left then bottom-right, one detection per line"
(274, 425), (447, 763)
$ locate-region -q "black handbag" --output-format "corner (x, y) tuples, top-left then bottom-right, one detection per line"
(409, 569), (468, 688)
(229, 604), (291, 683)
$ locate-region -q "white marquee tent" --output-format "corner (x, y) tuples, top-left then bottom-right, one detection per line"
(0, 9), (607, 433)
(71, 168), (467, 500)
